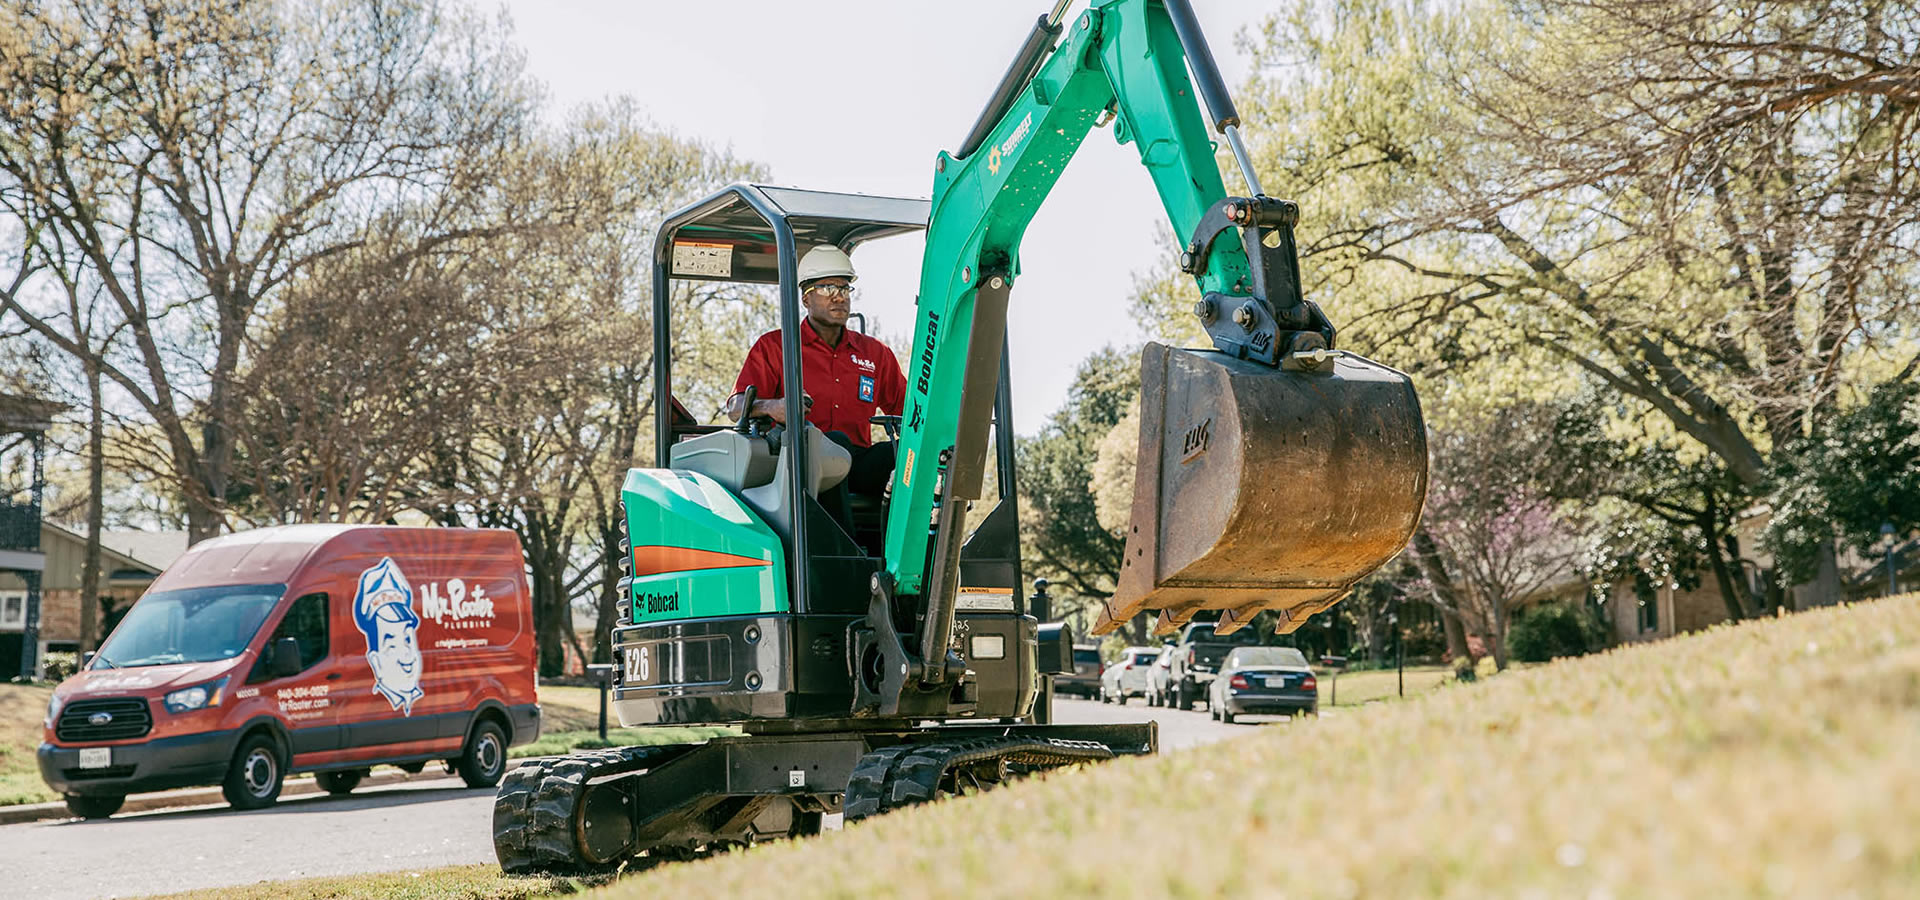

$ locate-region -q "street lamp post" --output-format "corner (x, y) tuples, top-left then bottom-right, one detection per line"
(1883, 523), (1899, 597)
(1389, 605), (1404, 698)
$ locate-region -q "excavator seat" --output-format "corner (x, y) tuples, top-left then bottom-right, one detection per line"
(1096, 343), (1429, 637)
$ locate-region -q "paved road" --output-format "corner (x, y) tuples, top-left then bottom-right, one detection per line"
(0, 777), (498, 900)
(1, 697), (1271, 899)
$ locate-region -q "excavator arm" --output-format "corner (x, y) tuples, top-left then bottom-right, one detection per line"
(864, 0), (1427, 712)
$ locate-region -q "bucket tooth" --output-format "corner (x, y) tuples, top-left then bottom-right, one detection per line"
(1151, 608), (1198, 637)
(1097, 343), (1428, 635)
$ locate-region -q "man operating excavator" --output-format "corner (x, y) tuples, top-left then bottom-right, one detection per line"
(726, 245), (907, 517)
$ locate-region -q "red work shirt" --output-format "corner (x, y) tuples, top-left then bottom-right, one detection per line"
(734, 319), (906, 447)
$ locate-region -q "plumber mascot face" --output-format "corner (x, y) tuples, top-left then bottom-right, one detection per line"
(355, 557), (423, 715)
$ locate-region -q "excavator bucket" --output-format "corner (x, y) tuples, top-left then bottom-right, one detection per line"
(1093, 343), (1428, 637)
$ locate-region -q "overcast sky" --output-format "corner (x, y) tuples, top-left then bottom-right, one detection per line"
(495, 0), (1276, 433)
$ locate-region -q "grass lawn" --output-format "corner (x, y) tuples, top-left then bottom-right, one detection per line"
(109, 594), (1920, 897)
(590, 594), (1920, 898)
(1321, 664), (1452, 706)
(522, 684), (734, 758)
(0, 681), (58, 806)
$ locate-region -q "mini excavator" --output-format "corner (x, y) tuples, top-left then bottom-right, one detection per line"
(493, 0), (1427, 871)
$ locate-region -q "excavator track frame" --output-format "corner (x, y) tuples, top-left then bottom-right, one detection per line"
(493, 724), (1153, 874)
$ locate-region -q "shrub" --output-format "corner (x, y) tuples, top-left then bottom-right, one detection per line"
(41, 652), (79, 683)
(1508, 603), (1609, 663)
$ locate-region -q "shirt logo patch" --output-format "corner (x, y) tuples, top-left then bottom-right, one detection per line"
(851, 354), (877, 372)
(859, 375), (876, 403)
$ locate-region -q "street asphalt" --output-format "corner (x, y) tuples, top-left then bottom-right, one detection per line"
(0, 695), (1296, 899)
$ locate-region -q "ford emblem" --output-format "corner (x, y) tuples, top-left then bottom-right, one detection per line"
(88, 712), (113, 726)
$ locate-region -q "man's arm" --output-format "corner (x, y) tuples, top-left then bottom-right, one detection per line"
(730, 332), (788, 424)
(877, 344), (908, 417)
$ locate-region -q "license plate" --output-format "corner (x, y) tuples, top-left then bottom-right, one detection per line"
(1265, 676), (1287, 688)
(78, 747), (111, 769)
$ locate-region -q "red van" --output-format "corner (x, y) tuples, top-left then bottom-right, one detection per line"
(37, 525), (540, 818)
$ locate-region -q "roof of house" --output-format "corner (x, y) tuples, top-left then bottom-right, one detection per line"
(0, 393), (67, 433)
(98, 530), (190, 571)
(39, 522), (186, 575)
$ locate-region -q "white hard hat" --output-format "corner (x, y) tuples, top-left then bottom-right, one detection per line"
(797, 245), (857, 284)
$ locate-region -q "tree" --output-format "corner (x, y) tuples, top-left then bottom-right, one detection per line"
(1418, 406), (1586, 670)
(1545, 400), (1763, 620)
(1134, 0), (1919, 606)
(0, 0), (539, 542)
(1018, 347), (1140, 636)
(1766, 378), (1920, 582)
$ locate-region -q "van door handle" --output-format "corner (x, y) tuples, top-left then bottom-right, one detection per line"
(326, 672), (343, 680)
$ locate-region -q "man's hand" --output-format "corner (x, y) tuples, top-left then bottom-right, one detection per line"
(725, 391), (790, 425)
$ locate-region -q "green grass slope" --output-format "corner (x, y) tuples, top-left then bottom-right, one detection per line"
(592, 595), (1920, 899)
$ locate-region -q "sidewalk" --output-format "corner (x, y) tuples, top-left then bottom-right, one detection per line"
(0, 768), (444, 825)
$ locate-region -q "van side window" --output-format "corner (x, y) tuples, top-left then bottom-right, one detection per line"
(251, 593), (329, 681)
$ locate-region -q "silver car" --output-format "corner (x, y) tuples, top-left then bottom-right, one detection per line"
(1208, 646), (1317, 723)
(1099, 646), (1162, 704)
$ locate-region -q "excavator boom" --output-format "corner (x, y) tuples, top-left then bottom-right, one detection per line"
(885, 0), (1428, 657)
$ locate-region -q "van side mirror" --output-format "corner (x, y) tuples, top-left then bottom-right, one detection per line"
(271, 637), (303, 678)
(82, 651), (96, 668)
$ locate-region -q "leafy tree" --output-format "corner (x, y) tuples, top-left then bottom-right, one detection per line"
(1766, 379), (1920, 583)
(1418, 405), (1586, 669)
(1017, 347), (1140, 635)
(0, 0), (539, 542)
(1546, 400), (1762, 620)
(1133, 0), (1920, 607)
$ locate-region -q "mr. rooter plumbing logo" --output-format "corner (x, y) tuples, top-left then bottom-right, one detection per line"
(418, 577), (496, 631)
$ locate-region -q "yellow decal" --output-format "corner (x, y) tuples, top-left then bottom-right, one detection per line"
(902, 449), (916, 488)
(986, 112), (1031, 177)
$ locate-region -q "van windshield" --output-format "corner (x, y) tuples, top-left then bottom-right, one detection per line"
(94, 584), (287, 668)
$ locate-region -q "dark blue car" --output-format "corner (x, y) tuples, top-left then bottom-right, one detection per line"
(1208, 646), (1317, 723)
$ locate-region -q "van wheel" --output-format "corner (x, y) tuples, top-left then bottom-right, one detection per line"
(223, 733), (285, 810)
(457, 721), (507, 788)
(65, 794), (124, 819)
(316, 769), (366, 795)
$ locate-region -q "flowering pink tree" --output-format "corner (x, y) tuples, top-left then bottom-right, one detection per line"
(1416, 407), (1585, 669)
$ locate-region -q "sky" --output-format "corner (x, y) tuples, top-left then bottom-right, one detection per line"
(495, 0), (1277, 434)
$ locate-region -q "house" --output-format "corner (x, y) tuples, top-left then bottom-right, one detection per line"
(0, 392), (62, 679)
(0, 524), (185, 678)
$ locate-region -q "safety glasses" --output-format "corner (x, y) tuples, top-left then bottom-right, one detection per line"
(804, 283), (856, 300)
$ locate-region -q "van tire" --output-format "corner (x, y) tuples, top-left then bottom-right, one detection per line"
(65, 794), (124, 819)
(223, 733), (285, 810)
(458, 721), (508, 788)
(316, 769), (366, 795)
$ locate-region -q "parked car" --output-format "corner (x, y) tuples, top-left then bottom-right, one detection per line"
(1146, 644), (1176, 706)
(1055, 644), (1103, 699)
(1167, 620), (1264, 710)
(38, 525), (541, 819)
(1099, 646), (1162, 704)
(1208, 645), (1317, 724)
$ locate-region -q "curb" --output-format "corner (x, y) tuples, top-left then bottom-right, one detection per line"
(0, 768), (450, 826)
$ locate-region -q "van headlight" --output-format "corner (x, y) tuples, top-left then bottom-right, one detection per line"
(45, 693), (64, 729)
(163, 676), (230, 713)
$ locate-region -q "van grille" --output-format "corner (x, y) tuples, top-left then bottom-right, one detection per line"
(57, 697), (153, 743)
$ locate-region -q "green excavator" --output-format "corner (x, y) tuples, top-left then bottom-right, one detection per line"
(493, 0), (1428, 871)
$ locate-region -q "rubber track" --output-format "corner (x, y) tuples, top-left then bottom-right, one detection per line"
(845, 737), (1114, 821)
(492, 745), (675, 874)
